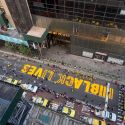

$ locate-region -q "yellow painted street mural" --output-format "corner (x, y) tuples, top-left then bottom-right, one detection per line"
(21, 64), (114, 99)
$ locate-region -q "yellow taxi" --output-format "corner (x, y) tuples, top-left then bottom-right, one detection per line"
(32, 96), (49, 107)
(12, 79), (19, 85)
(92, 118), (106, 125)
(43, 99), (49, 107)
(62, 106), (75, 118)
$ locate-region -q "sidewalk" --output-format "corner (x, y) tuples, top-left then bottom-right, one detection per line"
(0, 47), (125, 85)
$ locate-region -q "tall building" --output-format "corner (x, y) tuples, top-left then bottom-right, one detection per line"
(0, 80), (23, 125)
(0, 0), (125, 62)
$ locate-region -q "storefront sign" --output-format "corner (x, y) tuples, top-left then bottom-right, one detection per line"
(21, 64), (114, 99)
(107, 57), (124, 65)
(82, 51), (93, 58)
(94, 52), (107, 62)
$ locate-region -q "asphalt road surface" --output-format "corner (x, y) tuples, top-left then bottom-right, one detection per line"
(0, 54), (120, 117)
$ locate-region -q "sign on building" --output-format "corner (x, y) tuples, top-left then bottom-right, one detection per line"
(120, 10), (125, 15)
(107, 57), (124, 65)
(82, 51), (93, 58)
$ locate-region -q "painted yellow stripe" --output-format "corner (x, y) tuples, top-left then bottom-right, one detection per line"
(98, 85), (103, 97)
(111, 88), (114, 99)
(108, 88), (114, 99)
(48, 71), (54, 81)
(103, 86), (106, 98)
(108, 88), (112, 99)
(41, 70), (48, 79)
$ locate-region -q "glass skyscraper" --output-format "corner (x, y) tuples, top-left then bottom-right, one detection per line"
(28, 0), (125, 29)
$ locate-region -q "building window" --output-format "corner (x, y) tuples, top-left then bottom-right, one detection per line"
(27, 0), (125, 29)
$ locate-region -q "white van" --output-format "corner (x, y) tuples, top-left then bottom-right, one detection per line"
(95, 109), (117, 122)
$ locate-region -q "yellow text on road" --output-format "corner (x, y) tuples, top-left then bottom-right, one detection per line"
(21, 64), (114, 99)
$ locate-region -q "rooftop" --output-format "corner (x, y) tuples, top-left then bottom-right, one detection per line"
(27, 26), (46, 38)
(0, 80), (23, 125)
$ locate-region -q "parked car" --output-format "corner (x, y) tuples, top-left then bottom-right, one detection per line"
(83, 116), (93, 124)
(80, 116), (106, 125)
(7, 64), (12, 67)
(20, 84), (38, 93)
(32, 96), (49, 107)
(49, 102), (60, 111)
(95, 109), (116, 122)
(4, 77), (12, 83)
(22, 92), (27, 98)
(4, 77), (19, 85)
(62, 106), (75, 118)
(27, 84), (38, 93)
(92, 118), (106, 125)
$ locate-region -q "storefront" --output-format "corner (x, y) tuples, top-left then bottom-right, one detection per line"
(94, 52), (108, 62)
(47, 31), (70, 44)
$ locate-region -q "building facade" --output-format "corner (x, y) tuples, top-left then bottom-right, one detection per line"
(28, 0), (125, 29)
(1, 0), (125, 62)
(0, 80), (23, 125)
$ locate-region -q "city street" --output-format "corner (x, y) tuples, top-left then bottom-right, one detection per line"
(0, 51), (124, 125)
(1, 0), (125, 125)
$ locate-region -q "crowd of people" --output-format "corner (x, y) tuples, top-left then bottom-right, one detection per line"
(0, 51), (125, 124)
(0, 54), (94, 107)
